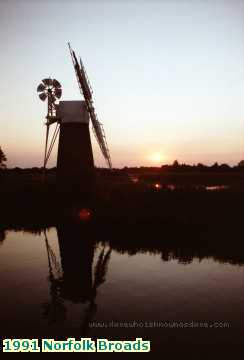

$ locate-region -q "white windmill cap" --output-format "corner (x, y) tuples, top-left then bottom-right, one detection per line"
(57, 100), (89, 124)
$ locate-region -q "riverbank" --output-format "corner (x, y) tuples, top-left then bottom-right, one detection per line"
(0, 170), (243, 239)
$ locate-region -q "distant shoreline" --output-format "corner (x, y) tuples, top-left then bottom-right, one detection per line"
(0, 167), (243, 230)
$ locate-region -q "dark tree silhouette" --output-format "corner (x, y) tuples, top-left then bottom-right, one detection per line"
(0, 147), (7, 169)
(211, 162), (219, 169)
(172, 160), (179, 167)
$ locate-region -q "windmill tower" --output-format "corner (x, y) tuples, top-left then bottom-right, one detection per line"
(37, 44), (112, 197)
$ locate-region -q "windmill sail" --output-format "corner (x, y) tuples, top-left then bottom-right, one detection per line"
(68, 43), (112, 169)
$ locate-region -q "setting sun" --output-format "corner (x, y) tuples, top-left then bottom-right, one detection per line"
(148, 152), (165, 164)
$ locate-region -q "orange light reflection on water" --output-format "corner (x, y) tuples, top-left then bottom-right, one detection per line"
(154, 183), (162, 190)
(78, 208), (92, 221)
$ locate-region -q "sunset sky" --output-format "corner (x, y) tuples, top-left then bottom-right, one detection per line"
(0, 0), (243, 168)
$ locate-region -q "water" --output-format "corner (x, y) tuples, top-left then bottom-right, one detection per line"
(0, 227), (243, 356)
(151, 183), (230, 191)
(131, 179), (231, 191)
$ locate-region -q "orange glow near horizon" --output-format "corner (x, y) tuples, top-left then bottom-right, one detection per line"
(148, 152), (167, 164)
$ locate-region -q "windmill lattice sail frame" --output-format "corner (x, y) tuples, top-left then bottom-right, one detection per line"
(68, 43), (112, 169)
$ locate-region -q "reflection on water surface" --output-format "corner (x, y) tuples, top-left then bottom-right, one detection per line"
(0, 225), (243, 356)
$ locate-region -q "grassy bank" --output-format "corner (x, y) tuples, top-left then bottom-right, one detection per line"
(0, 169), (243, 229)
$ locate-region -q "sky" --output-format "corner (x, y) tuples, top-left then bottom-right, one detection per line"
(0, 0), (243, 168)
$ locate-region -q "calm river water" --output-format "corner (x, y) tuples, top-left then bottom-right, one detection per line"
(0, 226), (243, 356)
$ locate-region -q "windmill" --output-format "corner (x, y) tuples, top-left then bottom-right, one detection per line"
(37, 78), (62, 173)
(37, 44), (112, 192)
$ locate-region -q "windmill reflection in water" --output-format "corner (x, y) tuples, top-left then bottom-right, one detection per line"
(42, 225), (111, 334)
